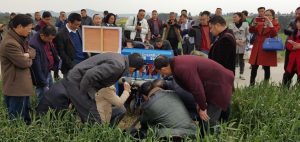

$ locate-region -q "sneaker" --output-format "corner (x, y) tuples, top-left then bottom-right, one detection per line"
(239, 75), (246, 80)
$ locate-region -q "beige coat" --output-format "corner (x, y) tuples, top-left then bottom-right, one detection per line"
(228, 22), (249, 54)
(0, 29), (36, 96)
(95, 86), (130, 123)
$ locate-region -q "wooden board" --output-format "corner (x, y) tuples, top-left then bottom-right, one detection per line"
(82, 26), (122, 53)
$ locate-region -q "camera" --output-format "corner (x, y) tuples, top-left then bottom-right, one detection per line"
(137, 21), (141, 26)
(168, 20), (172, 25)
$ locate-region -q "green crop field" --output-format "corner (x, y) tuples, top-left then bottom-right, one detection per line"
(0, 83), (300, 141)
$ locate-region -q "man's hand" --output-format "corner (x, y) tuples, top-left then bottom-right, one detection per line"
(199, 109), (210, 122)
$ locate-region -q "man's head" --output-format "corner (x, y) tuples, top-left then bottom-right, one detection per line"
(209, 16), (227, 36)
(10, 14), (33, 37)
(60, 11), (66, 20)
(155, 38), (163, 48)
(257, 7), (266, 17)
(242, 10), (248, 19)
(42, 11), (52, 25)
(81, 9), (87, 18)
(92, 14), (102, 26)
(295, 7), (300, 18)
(10, 12), (16, 20)
(151, 10), (158, 20)
(137, 9), (146, 20)
(34, 12), (41, 21)
(39, 25), (56, 43)
(181, 9), (188, 15)
(215, 8), (222, 16)
(200, 11), (210, 26)
(169, 12), (176, 22)
(179, 14), (188, 24)
(104, 10), (109, 17)
(128, 53), (144, 74)
(140, 81), (154, 98)
(154, 55), (172, 77)
(67, 13), (82, 31)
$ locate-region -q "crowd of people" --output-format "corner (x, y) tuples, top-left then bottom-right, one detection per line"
(0, 6), (300, 140)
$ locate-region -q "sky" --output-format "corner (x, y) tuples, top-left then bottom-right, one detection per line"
(0, 0), (299, 15)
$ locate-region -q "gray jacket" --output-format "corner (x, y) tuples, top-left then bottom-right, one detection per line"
(141, 89), (196, 138)
(228, 22), (249, 54)
(189, 25), (214, 51)
(67, 53), (129, 99)
(81, 16), (93, 26)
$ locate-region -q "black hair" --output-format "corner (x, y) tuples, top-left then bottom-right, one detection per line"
(104, 10), (109, 15)
(138, 9), (146, 13)
(92, 14), (100, 20)
(140, 81), (154, 96)
(200, 11), (210, 16)
(216, 8), (222, 10)
(40, 25), (57, 36)
(152, 79), (168, 90)
(154, 55), (170, 70)
(9, 14), (33, 29)
(180, 14), (188, 18)
(209, 16), (226, 26)
(152, 10), (157, 13)
(81, 9), (86, 12)
(42, 11), (52, 19)
(242, 10), (248, 16)
(60, 11), (66, 14)
(128, 53), (144, 70)
(181, 9), (187, 13)
(265, 9), (276, 19)
(10, 12), (16, 17)
(68, 13), (82, 23)
(25, 13), (32, 18)
(233, 12), (244, 23)
(103, 13), (116, 24)
(292, 16), (300, 40)
(297, 7), (300, 11)
(34, 11), (40, 15)
(258, 7), (266, 11)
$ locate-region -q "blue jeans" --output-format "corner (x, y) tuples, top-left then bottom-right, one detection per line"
(36, 73), (53, 103)
(4, 95), (31, 123)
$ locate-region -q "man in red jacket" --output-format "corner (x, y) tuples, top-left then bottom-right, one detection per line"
(154, 55), (234, 130)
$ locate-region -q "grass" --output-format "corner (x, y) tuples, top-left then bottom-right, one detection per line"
(0, 83), (300, 141)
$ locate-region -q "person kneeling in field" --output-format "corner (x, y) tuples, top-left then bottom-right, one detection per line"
(137, 80), (197, 140)
(36, 53), (144, 123)
(95, 82), (131, 127)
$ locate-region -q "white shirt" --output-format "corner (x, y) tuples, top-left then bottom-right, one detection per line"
(66, 24), (77, 33)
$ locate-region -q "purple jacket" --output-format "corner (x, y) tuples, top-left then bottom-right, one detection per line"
(170, 55), (234, 111)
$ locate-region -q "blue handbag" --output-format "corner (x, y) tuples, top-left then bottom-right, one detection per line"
(262, 37), (284, 51)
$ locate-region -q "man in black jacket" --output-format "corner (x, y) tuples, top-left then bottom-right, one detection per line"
(154, 38), (172, 50)
(29, 25), (60, 103)
(55, 13), (89, 77)
(36, 53), (144, 124)
(208, 16), (236, 74)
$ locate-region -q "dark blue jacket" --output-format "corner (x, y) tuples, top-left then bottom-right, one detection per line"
(29, 32), (60, 87)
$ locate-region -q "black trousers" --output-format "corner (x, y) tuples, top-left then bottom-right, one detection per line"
(282, 71), (300, 87)
(236, 54), (245, 74)
(182, 38), (194, 55)
(250, 65), (270, 86)
(36, 79), (101, 124)
(167, 38), (180, 56)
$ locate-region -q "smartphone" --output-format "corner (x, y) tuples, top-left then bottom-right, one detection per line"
(255, 17), (265, 23)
